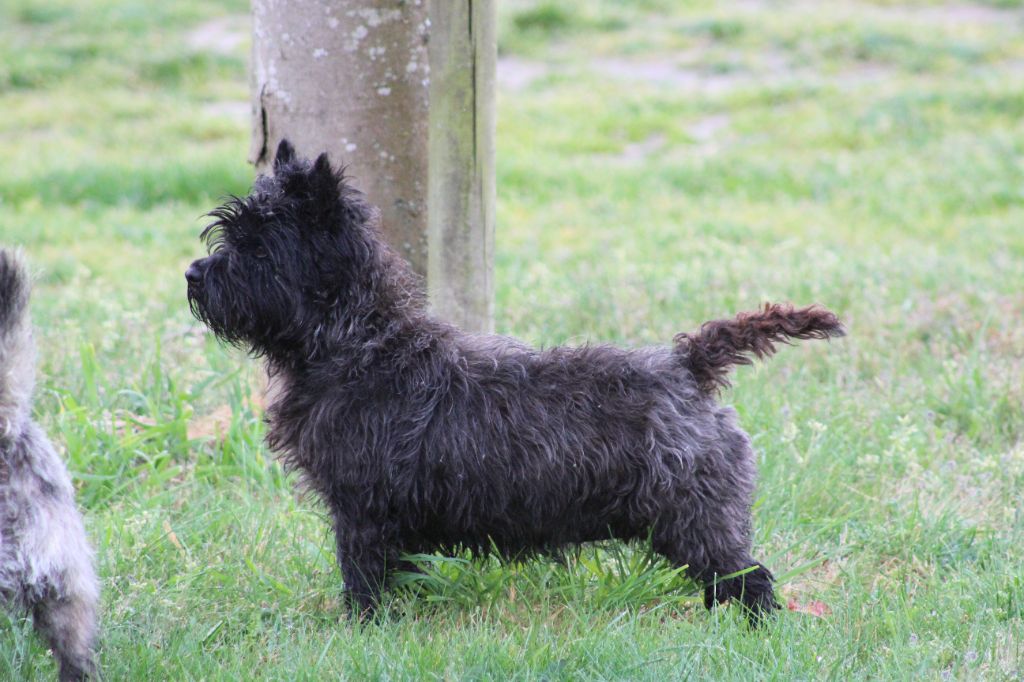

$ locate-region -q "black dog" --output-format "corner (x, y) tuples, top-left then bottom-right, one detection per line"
(187, 140), (843, 622)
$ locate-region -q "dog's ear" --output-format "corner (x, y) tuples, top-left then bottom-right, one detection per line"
(274, 139), (296, 170)
(310, 152), (340, 202)
(312, 152), (333, 180)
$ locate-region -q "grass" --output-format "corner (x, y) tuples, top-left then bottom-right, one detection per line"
(1, 0), (1023, 678)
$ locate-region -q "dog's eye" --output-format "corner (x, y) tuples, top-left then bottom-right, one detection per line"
(254, 246), (269, 259)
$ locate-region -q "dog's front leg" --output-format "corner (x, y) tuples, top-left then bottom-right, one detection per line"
(332, 509), (392, 619)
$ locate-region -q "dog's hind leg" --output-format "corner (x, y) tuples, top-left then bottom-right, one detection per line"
(652, 432), (780, 624)
(700, 560), (778, 624)
(659, 420), (780, 623)
(17, 428), (99, 678)
(32, 591), (97, 681)
(652, 516), (778, 624)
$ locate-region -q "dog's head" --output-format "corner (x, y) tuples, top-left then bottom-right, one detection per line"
(186, 139), (378, 357)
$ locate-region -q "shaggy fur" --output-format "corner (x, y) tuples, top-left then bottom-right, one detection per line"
(186, 140), (844, 623)
(0, 250), (99, 680)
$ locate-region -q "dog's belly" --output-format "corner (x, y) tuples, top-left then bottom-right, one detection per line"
(396, 430), (680, 555)
(407, 501), (649, 556)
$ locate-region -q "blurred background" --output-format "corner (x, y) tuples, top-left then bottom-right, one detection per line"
(0, 0), (1022, 678)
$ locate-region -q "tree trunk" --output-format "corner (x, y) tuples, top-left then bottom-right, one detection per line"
(250, 0), (431, 275)
(427, 1), (495, 332)
(249, 0), (495, 332)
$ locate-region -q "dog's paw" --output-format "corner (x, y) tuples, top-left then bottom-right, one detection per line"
(739, 587), (781, 628)
(703, 562), (779, 626)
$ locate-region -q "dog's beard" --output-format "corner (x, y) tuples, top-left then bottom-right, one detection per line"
(188, 273), (310, 358)
(187, 280), (256, 348)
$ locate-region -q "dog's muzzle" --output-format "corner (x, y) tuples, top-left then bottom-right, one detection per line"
(185, 259), (206, 285)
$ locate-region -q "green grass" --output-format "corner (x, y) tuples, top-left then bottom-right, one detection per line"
(2, 0), (1023, 678)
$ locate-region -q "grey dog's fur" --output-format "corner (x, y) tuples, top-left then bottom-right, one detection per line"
(0, 250), (98, 680)
(187, 140), (844, 623)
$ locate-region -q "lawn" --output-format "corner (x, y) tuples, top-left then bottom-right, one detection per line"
(1, 0), (1023, 678)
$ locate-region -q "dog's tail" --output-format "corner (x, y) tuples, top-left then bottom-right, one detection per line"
(674, 303), (844, 393)
(0, 249), (36, 436)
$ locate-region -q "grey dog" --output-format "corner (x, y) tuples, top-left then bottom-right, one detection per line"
(0, 250), (98, 680)
(187, 140), (844, 623)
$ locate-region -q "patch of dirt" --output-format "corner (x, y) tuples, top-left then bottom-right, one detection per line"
(497, 53), (897, 96)
(620, 132), (667, 161)
(604, 115), (732, 163)
(593, 57), (749, 94)
(593, 54), (900, 93)
(187, 404), (235, 441)
(688, 113), (730, 142)
(735, 1), (1023, 26)
(497, 56), (552, 91)
(187, 15), (250, 55)
(779, 557), (844, 605)
(201, 100), (251, 123)
(902, 4), (1024, 25)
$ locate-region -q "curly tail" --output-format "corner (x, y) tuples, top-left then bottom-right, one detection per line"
(674, 303), (844, 393)
(0, 249), (36, 435)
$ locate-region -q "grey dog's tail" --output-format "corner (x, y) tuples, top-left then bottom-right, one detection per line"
(0, 249), (35, 431)
(674, 303), (844, 393)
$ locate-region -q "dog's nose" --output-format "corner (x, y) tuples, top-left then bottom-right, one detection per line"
(185, 261), (204, 284)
